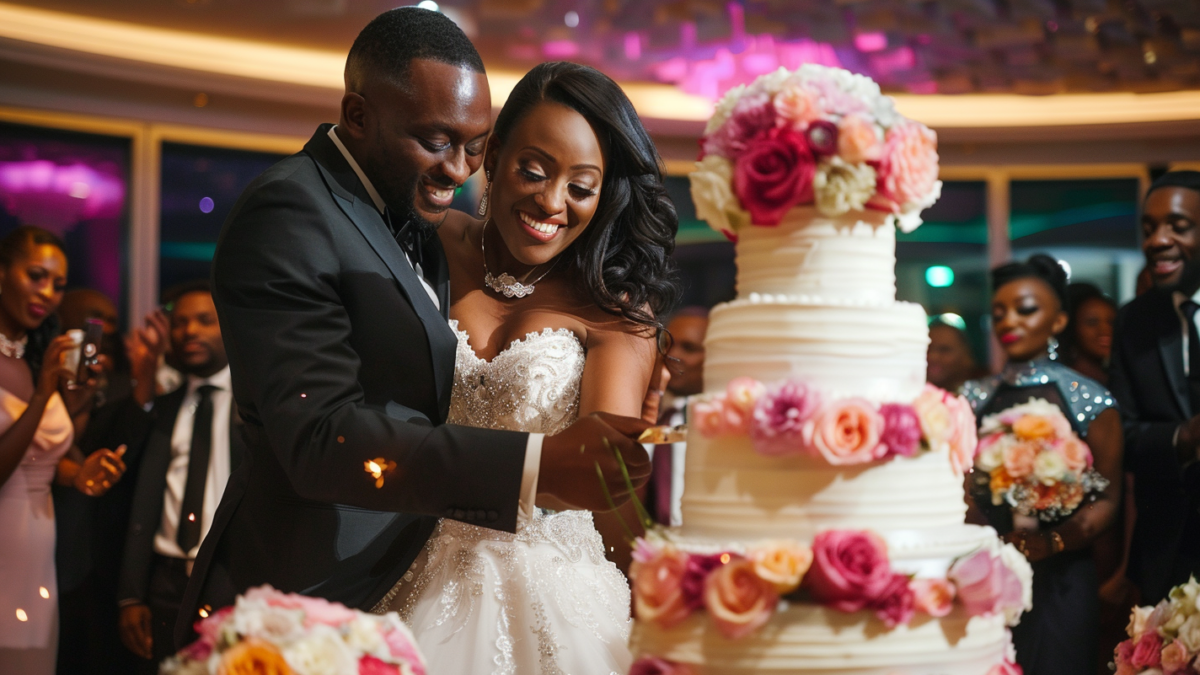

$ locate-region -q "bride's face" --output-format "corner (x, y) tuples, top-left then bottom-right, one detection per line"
(484, 101), (606, 267)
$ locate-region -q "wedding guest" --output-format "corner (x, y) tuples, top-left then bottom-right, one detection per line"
(926, 320), (980, 393)
(648, 306), (707, 527)
(1108, 170), (1200, 605)
(117, 281), (244, 672)
(1062, 283), (1116, 385)
(963, 254), (1122, 675)
(0, 227), (125, 675)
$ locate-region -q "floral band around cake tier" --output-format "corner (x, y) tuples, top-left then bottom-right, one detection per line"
(689, 64), (942, 240)
(629, 530), (1033, 642)
(695, 377), (976, 474)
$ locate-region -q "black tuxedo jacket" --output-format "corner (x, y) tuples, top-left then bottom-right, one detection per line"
(178, 125), (528, 644)
(117, 385), (247, 605)
(1109, 288), (1200, 602)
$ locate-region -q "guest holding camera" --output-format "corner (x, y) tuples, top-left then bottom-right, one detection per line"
(0, 227), (126, 675)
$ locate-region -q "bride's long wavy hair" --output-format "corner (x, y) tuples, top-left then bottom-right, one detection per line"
(490, 61), (681, 334)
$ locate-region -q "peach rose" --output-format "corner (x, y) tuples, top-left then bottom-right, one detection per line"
(721, 401), (751, 435)
(811, 398), (885, 465)
(1012, 415), (1056, 441)
(836, 114), (881, 164)
(944, 393), (978, 475)
(1161, 638), (1193, 675)
(772, 84), (821, 129)
(218, 639), (294, 675)
(910, 578), (956, 618)
(703, 558), (779, 639)
(1058, 437), (1092, 472)
(874, 121), (939, 210)
(693, 400), (727, 438)
(912, 385), (952, 451)
(748, 540), (813, 594)
(632, 547), (693, 629)
(989, 468), (1015, 503)
(726, 377), (766, 414)
(1002, 441), (1037, 479)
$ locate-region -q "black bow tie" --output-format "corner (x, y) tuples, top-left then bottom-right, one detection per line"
(385, 208), (430, 269)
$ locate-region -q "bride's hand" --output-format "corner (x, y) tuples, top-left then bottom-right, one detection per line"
(641, 363), (670, 424)
(539, 413), (651, 512)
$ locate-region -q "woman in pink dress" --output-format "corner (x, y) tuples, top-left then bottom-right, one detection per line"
(0, 227), (126, 674)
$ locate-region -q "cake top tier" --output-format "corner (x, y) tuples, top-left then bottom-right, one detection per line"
(689, 64), (941, 241)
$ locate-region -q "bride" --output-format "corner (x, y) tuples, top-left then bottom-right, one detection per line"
(377, 61), (680, 673)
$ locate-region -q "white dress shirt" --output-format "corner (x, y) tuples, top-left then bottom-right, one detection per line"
(327, 126), (543, 522)
(646, 393), (689, 527)
(154, 367), (233, 560)
(1172, 288), (1200, 376)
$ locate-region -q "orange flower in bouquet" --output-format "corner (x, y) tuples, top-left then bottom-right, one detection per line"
(1012, 414), (1056, 441)
(218, 639), (293, 675)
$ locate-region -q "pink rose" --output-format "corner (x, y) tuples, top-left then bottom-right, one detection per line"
(726, 377), (766, 414)
(1162, 638), (1194, 675)
(806, 530), (893, 612)
(629, 656), (697, 675)
(878, 403), (922, 458)
(694, 400), (727, 438)
(192, 605), (234, 648)
(383, 628), (427, 675)
(703, 94), (776, 159)
(1002, 442), (1037, 480)
(872, 121), (939, 211)
(631, 547), (693, 629)
(1057, 437), (1092, 473)
(1132, 633), (1165, 670)
(751, 380), (821, 456)
(811, 398), (885, 465)
(682, 553), (730, 611)
(943, 393), (978, 475)
(721, 403), (751, 435)
(948, 550), (1003, 617)
(359, 655), (401, 675)
(242, 586), (358, 628)
(772, 84), (821, 129)
(910, 578), (956, 618)
(870, 573), (915, 628)
(837, 114), (882, 164)
(732, 128), (816, 226)
(987, 660), (1024, 675)
(1114, 639), (1138, 675)
(703, 558), (780, 639)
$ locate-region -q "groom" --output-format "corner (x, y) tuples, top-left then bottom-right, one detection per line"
(177, 7), (651, 644)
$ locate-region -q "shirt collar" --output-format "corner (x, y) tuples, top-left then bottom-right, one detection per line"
(186, 365), (231, 394)
(327, 125), (386, 214)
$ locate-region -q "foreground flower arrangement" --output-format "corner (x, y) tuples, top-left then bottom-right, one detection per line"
(630, 530), (1033, 641)
(1114, 577), (1200, 674)
(973, 398), (1109, 522)
(689, 63), (942, 240)
(162, 586), (426, 675)
(696, 378), (976, 473)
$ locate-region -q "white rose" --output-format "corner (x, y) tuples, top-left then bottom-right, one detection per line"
(231, 602), (305, 643)
(282, 625), (359, 675)
(999, 542), (1034, 618)
(690, 155), (750, 238)
(1170, 576), (1200, 617)
(1177, 613), (1200, 652)
(706, 84), (747, 136)
(344, 615), (388, 658)
(754, 67), (792, 98)
(976, 438), (1009, 472)
(813, 158), (876, 217)
(1127, 605), (1153, 641)
(1033, 450), (1068, 485)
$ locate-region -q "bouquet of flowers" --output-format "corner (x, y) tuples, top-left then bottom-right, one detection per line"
(161, 586), (426, 675)
(1114, 577), (1200, 674)
(973, 398), (1109, 522)
(689, 63), (941, 240)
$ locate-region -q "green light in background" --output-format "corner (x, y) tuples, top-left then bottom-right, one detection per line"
(932, 312), (967, 330)
(925, 265), (955, 288)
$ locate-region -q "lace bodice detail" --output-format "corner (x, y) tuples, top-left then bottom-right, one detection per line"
(447, 320), (585, 435)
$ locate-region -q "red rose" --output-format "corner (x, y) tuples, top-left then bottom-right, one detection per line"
(732, 128), (816, 226)
(869, 573), (915, 628)
(806, 530), (893, 612)
(1131, 632), (1164, 670)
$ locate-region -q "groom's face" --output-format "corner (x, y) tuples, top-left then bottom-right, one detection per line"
(351, 59), (492, 230)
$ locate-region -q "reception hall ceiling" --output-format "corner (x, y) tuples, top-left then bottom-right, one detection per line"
(8, 0), (1200, 98)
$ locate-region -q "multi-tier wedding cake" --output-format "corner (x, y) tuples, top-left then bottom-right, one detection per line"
(627, 65), (1032, 675)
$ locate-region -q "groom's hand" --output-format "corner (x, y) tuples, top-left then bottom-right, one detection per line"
(539, 412), (652, 512)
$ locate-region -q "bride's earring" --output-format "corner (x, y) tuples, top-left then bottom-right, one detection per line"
(1047, 336), (1059, 361)
(477, 173), (492, 217)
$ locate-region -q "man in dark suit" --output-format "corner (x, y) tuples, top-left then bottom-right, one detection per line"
(1109, 170), (1200, 604)
(177, 8), (650, 646)
(115, 282), (242, 671)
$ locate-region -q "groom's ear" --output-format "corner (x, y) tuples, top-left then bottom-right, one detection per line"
(339, 92), (368, 140)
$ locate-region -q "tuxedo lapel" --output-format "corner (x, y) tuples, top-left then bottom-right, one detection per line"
(1154, 292), (1191, 418)
(303, 128), (456, 419)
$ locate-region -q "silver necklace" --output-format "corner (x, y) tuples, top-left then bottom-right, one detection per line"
(481, 219), (560, 299)
(0, 331), (27, 359)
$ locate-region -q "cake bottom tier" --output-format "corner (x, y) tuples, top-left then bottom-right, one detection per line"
(629, 604), (1010, 674)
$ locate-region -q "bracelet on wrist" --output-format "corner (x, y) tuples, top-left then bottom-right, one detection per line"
(1047, 531), (1065, 554)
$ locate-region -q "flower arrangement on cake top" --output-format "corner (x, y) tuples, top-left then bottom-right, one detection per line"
(973, 398), (1109, 522)
(696, 378), (976, 473)
(689, 64), (941, 240)
(161, 585), (426, 675)
(1114, 576), (1200, 674)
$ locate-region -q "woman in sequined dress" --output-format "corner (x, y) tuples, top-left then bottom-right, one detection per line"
(377, 62), (679, 674)
(962, 254), (1122, 675)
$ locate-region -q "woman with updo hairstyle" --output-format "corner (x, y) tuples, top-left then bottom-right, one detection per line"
(0, 226), (126, 673)
(386, 61), (680, 673)
(962, 254), (1122, 675)
(1062, 282), (1117, 386)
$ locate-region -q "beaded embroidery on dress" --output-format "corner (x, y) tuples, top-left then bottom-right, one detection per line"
(378, 321), (632, 675)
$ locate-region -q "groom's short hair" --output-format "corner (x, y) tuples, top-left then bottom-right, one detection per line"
(346, 7), (486, 93)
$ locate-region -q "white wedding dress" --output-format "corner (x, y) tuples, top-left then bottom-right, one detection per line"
(377, 321), (633, 675)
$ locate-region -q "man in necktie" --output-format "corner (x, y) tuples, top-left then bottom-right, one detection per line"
(1110, 170), (1200, 605)
(648, 307), (709, 527)
(116, 281), (243, 671)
